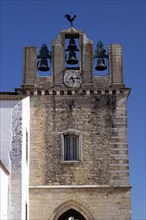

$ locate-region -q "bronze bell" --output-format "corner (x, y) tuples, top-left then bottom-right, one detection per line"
(67, 37), (78, 51)
(66, 51), (78, 65)
(94, 41), (108, 71)
(95, 58), (107, 71)
(37, 59), (50, 72)
(37, 44), (51, 72)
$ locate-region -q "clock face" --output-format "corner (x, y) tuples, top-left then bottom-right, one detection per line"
(63, 71), (82, 88)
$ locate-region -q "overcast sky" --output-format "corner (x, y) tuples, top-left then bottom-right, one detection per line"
(1, 1), (145, 219)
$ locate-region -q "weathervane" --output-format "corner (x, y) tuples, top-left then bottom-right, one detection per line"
(64, 14), (76, 27)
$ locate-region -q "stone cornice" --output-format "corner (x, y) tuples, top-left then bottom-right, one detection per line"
(15, 87), (131, 96)
(29, 185), (132, 189)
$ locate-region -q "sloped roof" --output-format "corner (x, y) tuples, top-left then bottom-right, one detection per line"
(0, 160), (10, 175)
(0, 92), (26, 100)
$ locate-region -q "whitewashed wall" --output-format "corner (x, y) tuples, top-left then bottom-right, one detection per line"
(21, 97), (30, 220)
(0, 97), (30, 220)
(0, 101), (18, 171)
(0, 168), (9, 220)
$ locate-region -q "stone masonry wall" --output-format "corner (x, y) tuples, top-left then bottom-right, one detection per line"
(29, 91), (131, 219)
(109, 92), (130, 185)
(29, 186), (131, 220)
(29, 92), (129, 186)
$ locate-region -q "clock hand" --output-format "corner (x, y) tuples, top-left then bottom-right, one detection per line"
(70, 77), (80, 80)
(70, 76), (75, 82)
(73, 77), (80, 80)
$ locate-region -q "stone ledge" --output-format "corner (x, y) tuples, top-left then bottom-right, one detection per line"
(29, 185), (131, 189)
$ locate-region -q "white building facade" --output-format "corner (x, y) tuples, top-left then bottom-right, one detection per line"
(0, 96), (30, 220)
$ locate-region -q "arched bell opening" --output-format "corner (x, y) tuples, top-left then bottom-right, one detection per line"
(93, 41), (109, 76)
(37, 43), (52, 77)
(58, 209), (86, 220)
(65, 34), (80, 70)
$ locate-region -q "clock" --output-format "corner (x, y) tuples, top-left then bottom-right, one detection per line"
(63, 70), (82, 88)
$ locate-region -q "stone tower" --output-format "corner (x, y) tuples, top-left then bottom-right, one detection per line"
(16, 23), (131, 220)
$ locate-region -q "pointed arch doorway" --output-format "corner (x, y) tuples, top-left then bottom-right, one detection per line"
(58, 208), (86, 220)
(51, 200), (94, 220)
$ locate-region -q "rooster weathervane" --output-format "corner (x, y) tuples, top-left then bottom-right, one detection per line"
(64, 14), (76, 27)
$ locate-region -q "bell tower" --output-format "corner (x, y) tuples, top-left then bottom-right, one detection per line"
(17, 15), (131, 220)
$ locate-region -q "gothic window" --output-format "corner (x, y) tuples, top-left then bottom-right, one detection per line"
(64, 135), (79, 161)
